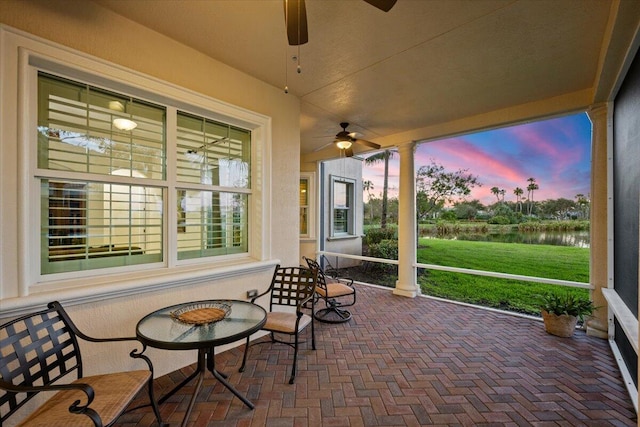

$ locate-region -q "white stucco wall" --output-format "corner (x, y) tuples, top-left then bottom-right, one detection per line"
(320, 157), (363, 268)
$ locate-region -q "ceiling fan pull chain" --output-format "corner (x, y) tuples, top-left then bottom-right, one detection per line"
(296, 0), (301, 74)
(284, 0), (289, 93)
(284, 48), (289, 94)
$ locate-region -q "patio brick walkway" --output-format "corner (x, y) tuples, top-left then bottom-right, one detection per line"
(118, 284), (637, 426)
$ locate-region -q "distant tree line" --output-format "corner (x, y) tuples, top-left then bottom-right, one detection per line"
(363, 159), (590, 226)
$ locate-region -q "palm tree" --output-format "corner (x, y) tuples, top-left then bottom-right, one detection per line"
(363, 180), (374, 221)
(575, 193), (590, 219)
(364, 149), (396, 229)
(513, 187), (524, 213)
(490, 186), (501, 202)
(526, 177), (539, 215)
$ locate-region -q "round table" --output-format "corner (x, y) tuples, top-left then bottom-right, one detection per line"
(137, 300), (266, 426)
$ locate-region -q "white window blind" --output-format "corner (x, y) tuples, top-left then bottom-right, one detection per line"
(38, 73), (165, 274)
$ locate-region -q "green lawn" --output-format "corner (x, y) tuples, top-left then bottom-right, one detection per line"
(416, 238), (590, 316)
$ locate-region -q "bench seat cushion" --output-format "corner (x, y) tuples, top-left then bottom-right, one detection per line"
(17, 370), (150, 427)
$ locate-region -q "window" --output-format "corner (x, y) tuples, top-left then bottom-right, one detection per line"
(36, 72), (252, 276)
(299, 172), (316, 239)
(38, 74), (165, 274)
(300, 178), (309, 236)
(176, 112), (250, 260)
(331, 176), (355, 236)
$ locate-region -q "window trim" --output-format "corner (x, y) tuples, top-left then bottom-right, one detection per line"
(299, 172), (316, 240)
(330, 175), (356, 237)
(3, 28), (272, 297)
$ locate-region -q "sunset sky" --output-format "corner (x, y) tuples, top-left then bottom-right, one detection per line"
(362, 113), (592, 206)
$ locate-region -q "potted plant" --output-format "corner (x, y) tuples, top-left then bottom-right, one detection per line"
(539, 292), (596, 337)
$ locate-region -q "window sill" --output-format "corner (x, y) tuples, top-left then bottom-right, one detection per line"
(1, 259), (279, 317)
(327, 235), (361, 241)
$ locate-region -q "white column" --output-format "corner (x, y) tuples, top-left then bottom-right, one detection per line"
(586, 103), (609, 339)
(394, 141), (420, 297)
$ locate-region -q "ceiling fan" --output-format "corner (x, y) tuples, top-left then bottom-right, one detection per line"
(315, 122), (381, 157)
(284, 0), (398, 45)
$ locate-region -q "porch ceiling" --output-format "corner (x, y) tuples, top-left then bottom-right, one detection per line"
(94, 0), (640, 158)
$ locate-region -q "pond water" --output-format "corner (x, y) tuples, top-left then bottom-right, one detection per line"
(425, 230), (590, 248)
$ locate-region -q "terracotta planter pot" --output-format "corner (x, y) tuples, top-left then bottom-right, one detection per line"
(541, 310), (578, 337)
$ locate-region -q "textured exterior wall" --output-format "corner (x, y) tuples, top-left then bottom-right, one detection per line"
(0, 2), (300, 422)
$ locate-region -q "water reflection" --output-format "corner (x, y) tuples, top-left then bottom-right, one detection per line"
(425, 231), (590, 248)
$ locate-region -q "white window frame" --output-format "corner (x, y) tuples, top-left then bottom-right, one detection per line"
(299, 172), (316, 240)
(330, 175), (356, 237)
(1, 28), (272, 299)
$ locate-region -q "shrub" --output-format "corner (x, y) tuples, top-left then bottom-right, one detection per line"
(440, 210), (457, 221)
(368, 239), (398, 261)
(488, 215), (511, 225)
(364, 227), (396, 245)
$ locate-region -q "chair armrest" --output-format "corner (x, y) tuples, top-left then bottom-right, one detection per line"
(0, 378), (95, 407)
(76, 333), (141, 344)
(250, 287), (272, 303)
(337, 276), (355, 287)
(0, 378), (105, 425)
(47, 302), (145, 344)
(297, 292), (315, 315)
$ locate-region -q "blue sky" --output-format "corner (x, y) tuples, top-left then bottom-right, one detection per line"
(363, 113), (592, 206)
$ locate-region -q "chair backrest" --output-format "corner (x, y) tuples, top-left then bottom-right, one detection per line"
(303, 256), (328, 291)
(269, 265), (317, 310)
(0, 302), (82, 423)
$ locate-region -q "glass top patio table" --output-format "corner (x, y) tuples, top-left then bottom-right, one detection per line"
(136, 299), (267, 350)
(136, 300), (267, 426)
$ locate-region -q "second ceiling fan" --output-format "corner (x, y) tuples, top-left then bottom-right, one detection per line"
(284, 0), (398, 45)
(315, 122), (381, 157)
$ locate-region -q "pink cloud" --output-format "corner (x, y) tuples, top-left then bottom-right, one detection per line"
(362, 113), (591, 206)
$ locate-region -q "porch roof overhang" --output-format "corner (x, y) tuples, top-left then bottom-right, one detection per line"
(93, 0), (640, 161)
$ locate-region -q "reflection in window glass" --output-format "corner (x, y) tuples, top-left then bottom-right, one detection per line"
(38, 73), (165, 179)
(36, 72), (254, 276)
(176, 112), (250, 188)
(38, 73), (166, 274)
(42, 179), (163, 274)
(177, 190), (248, 260)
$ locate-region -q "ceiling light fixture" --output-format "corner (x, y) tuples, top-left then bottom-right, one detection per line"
(335, 139), (352, 150)
(113, 118), (138, 131)
(108, 101), (125, 112)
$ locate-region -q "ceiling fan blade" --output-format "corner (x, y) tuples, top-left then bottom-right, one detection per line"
(355, 138), (381, 149)
(313, 141), (335, 152)
(284, 0), (308, 46)
(363, 0), (397, 12)
(345, 147), (354, 157)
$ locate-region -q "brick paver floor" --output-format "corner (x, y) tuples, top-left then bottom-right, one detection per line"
(118, 284), (637, 426)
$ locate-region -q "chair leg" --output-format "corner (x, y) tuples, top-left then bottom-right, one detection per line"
(147, 377), (167, 426)
(239, 335), (251, 373)
(311, 315), (316, 350)
(289, 333), (299, 384)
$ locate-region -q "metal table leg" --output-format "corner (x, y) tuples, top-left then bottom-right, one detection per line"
(207, 348), (255, 409)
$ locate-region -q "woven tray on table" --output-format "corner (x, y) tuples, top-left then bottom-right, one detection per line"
(170, 302), (232, 325)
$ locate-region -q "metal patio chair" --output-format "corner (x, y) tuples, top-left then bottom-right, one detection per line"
(0, 301), (165, 426)
(239, 265), (317, 384)
(304, 256), (356, 323)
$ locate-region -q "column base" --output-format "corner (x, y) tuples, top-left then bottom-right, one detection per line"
(393, 283), (420, 298)
(586, 318), (608, 339)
